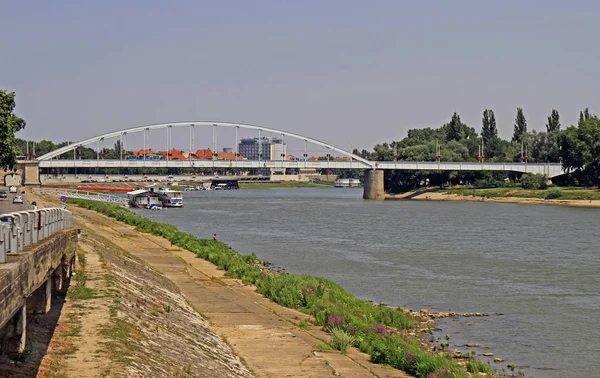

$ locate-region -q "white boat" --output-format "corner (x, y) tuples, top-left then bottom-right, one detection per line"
(334, 178), (362, 188)
(157, 187), (183, 207)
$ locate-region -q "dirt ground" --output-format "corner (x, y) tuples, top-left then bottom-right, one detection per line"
(24, 191), (409, 377)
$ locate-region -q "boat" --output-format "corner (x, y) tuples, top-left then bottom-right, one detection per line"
(157, 187), (183, 207)
(127, 189), (162, 208)
(334, 178), (362, 188)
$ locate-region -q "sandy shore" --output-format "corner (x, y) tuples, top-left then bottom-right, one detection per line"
(387, 191), (600, 208)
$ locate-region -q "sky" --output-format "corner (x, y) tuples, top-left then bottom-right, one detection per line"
(1, 0), (599, 154)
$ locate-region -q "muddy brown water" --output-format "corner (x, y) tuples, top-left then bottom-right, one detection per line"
(133, 188), (600, 378)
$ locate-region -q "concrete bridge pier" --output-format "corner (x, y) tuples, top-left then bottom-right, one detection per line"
(363, 169), (385, 200)
(26, 278), (52, 314)
(0, 305), (27, 354)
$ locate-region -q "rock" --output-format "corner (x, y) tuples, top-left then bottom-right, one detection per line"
(477, 373), (488, 377)
(494, 358), (504, 362)
(420, 309), (429, 314)
(483, 352), (493, 356)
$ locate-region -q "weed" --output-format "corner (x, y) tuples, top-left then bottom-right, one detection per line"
(466, 360), (493, 375)
(329, 327), (355, 353)
(67, 285), (98, 300)
(298, 319), (311, 329)
(314, 343), (334, 351)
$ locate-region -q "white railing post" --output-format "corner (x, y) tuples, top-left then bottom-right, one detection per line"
(32, 210), (39, 244)
(6, 215), (19, 255)
(0, 224), (6, 263)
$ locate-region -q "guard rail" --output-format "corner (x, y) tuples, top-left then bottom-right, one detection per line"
(0, 208), (75, 264)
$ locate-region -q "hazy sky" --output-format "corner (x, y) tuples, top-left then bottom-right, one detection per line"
(2, 0), (598, 153)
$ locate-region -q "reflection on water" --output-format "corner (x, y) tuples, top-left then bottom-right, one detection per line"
(134, 188), (600, 378)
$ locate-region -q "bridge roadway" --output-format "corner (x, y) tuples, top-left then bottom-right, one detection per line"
(38, 159), (565, 178)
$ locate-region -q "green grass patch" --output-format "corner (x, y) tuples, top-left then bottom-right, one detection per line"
(69, 198), (486, 378)
(99, 318), (142, 364)
(67, 285), (99, 300)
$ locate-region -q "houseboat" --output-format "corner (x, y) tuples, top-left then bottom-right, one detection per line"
(334, 178), (362, 188)
(127, 189), (162, 209)
(157, 187), (183, 207)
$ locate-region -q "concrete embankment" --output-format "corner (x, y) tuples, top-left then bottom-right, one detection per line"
(27, 191), (408, 377)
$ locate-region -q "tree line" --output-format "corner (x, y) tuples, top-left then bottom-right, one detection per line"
(347, 108), (600, 190)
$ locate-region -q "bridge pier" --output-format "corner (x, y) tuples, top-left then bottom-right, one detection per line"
(26, 278), (52, 314)
(0, 305), (26, 354)
(363, 169), (385, 200)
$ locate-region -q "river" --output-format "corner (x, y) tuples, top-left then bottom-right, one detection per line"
(133, 188), (600, 377)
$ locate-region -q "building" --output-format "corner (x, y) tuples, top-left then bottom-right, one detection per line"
(238, 137), (286, 160)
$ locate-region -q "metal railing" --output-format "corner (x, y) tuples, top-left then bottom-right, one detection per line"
(0, 208), (75, 264)
(32, 187), (129, 206)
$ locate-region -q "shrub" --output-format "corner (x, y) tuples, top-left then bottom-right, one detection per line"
(545, 187), (563, 199)
(520, 173), (548, 190)
(329, 327), (355, 353)
(466, 360), (493, 374)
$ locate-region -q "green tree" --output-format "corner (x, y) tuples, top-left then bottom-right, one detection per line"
(546, 109), (561, 132)
(579, 108), (593, 123)
(558, 115), (600, 186)
(530, 130), (560, 163)
(0, 90), (26, 170)
(512, 108), (528, 143)
(446, 112), (466, 142)
(481, 109), (498, 143)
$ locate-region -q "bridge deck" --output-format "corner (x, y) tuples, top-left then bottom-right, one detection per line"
(38, 159), (566, 178)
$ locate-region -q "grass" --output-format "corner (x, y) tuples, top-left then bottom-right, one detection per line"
(68, 198), (492, 378)
(443, 186), (600, 200)
(239, 181), (334, 189)
(99, 318), (142, 364)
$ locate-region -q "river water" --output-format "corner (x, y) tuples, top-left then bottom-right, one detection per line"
(133, 189), (600, 377)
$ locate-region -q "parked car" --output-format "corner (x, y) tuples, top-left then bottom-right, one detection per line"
(13, 195), (24, 204)
(0, 191), (7, 198)
(9, 186), (17, 193)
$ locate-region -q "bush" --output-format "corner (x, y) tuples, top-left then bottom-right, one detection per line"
(519, 173), (548, 190)
(466, 360), (493, 374)
(545, 187), (563, 199)
(329, 327), (355, 353)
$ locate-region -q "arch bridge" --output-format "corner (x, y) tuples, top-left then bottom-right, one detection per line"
(31, 121), (565, 199)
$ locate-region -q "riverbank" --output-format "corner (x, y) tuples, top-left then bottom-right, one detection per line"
(25, 191), (418, 377)
(26, 190), (510, 377)
(387, 187), (600, 207)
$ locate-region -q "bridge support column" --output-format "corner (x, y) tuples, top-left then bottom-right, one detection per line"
(26, 278), (52, 314)
(53, 266), (64, 291)
(0, 305), (26, 354)
(363, 169), (385, 200)
(18, 161), (41, 186)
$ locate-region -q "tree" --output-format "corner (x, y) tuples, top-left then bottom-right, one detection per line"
(512, 108), (527, 143)
(446, 112), (466, 142)
(0, 90), (26, 170)
(579, 108), (594, 124)
(558, 116), (600, 186)
(546, 109), (561, 132)
(481, 109), (498, 143)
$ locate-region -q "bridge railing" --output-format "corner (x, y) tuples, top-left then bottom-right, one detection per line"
(0, 208), (75, 264)
(32, 187), (129, 206)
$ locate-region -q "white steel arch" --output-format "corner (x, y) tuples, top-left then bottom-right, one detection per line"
(38, 121), (374, 168)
